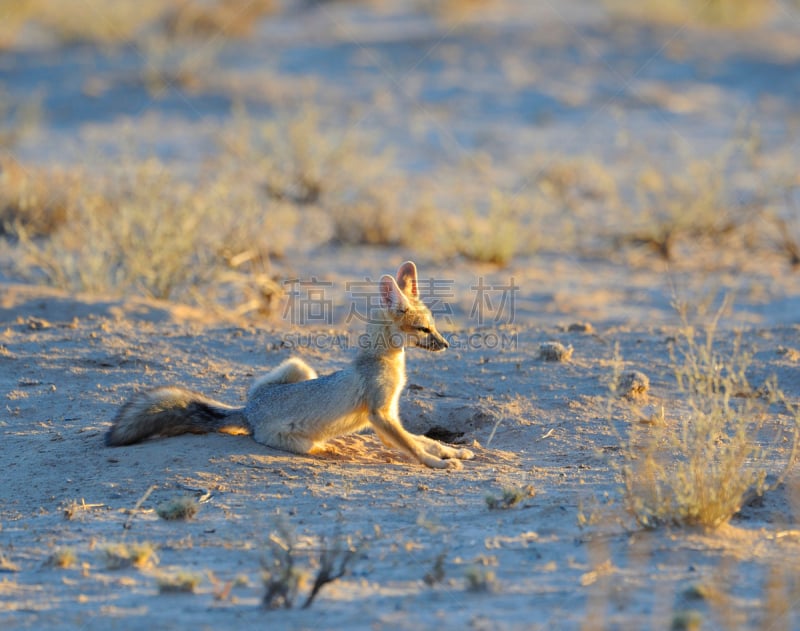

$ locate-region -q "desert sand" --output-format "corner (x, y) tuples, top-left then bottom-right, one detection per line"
(1, 1), (800, 629)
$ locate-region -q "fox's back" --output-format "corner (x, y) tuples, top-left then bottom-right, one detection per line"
(247, 367), (361, 416)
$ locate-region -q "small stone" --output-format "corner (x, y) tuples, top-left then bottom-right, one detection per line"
(538, 342), (573, 362)
(777, 346), (800, 362)
(618, 371), (650, 399)
(26, 317), (51, 330)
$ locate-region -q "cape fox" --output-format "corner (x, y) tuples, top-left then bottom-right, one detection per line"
(106, 261), (474, 469)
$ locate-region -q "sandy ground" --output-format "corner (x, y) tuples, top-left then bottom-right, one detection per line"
(0, 254), (799, 630)
(1, 1), (800, 629)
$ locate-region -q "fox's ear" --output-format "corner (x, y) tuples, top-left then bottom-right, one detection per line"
(380, 274), (411, 312)
(395, 261), (418, 298)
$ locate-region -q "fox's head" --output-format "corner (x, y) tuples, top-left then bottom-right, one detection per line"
(379, 261), (449, 352)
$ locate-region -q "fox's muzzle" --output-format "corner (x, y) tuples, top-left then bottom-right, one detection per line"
(420, 332), (448, 352)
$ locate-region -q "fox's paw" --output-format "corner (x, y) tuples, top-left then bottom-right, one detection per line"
(439, 446), (474, 461)
(455, 448), (475, 460)
(422, 455), (462, 470)
(443, 457), (463, 470)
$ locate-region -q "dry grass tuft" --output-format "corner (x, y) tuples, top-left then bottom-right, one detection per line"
(0, 159), (71, 238)
(765, 207), (800, 268)
(13, 160), (214, 299)
(261, 519), (363, 610)
(3, 106), (398, 314)
(423, 552), (447, 586)
(485, 485), (535, 510)
(0, 0), (169, 47)
(261, 523), (305, 610)
(48, 548), (78, 569)
(534, 157), (618, 209)
(157, 571), (202, 594)
(612, 301), (800, 529)
(162, 0), (276, 39)
(0, 554), (20, 573)
(103, 542), (159, 570)
(328, 188), (404, 247)
(456, 190), (528, 266)
(139, 33), (224, 95)
(7, 156), (285, 311)
(156, 496), (200, 521)
(419, 0), (504, 24)
(464, 566), (498, 593)
(221, 104), (393, 212)
(220, 103), (422, 249)
(621, 157), (741, 261)
(604, 0), (776, 29)
(0, 0), (277, 49)
(670, 610), (704, 631)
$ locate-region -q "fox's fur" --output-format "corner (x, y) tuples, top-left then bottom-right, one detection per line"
(106, 261), (474, 469)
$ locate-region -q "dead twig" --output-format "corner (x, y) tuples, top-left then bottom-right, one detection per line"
(123, 484), (157, 532)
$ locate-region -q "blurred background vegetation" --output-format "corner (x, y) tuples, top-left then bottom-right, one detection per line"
(0, 0), (798, 315)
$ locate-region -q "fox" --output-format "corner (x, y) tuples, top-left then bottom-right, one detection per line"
(106, 261), (475, 469)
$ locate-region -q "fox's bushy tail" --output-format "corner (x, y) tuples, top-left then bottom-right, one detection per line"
(105, 387), (250, 446)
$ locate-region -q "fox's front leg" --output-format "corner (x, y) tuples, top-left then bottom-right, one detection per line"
(369, 411), (462, 470)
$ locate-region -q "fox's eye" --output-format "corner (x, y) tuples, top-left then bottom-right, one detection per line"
(416, 326), (432, 335)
